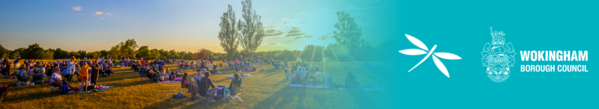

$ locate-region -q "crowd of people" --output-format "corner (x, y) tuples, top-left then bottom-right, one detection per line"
(1, 55), (360, 103)
(283, 59), (324, 85)
(136, 58), (178, 82)
(0, 56), (121, 93)
(174, 56), (286, 102)
(179, 62), (242, 102)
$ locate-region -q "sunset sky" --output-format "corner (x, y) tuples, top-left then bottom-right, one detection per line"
(0, 0), (392, 53)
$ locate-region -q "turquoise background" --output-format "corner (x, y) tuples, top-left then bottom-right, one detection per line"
(376, 0), (598, 108)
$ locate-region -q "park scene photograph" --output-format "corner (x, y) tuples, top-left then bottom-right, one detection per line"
(0, 0), (399, 109)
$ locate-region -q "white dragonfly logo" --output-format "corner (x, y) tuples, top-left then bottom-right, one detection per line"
(399, 34), (462, 78)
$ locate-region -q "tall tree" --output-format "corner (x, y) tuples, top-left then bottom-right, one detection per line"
(332, 11), (364, 49)
(100, 50), (109, 57)
(239, 0), (265, 57)
(77, 50), (87, 58)
(109, 45), (121, 59)
(158, 49), (169, 59)
(9, 50), (19, 59)
(150, 49), (161, 59)
(218, 4), (240, 60)
(137, 46), (151, 59)
(0, 44), (7, 58)
(15, 48), (25, 58)
(330, 11), (371, 61)
(24, 43), (45, 59)
(184, 52), (193, 60)
(108, 39), (138, 59)
(168, 50), (179, 59)
(44, 48), (54, 59)
(89, 51), (101, 59)
(54, 48), (69, 59)
(194, 49), (208, 60)
(69, 51), (81, 58)
(119, 39), (138, 58)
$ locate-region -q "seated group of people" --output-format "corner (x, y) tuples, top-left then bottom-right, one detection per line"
(10, 57), (90, 86)
(0, 58), (13, 78)
(284, 61), (325, 85)
(141, 65), (180, 82)
(180, 69), (242, 102)
(225, 60), (256, 71)
(14, 66), (46, 86)
(49, 57), (115, 93)
(243, 65), (256, 72)
(286, 68), (321, 85)
(176, 60), (191, 71)
(195, 60), (218, 74)
(271, 61), (284, 69)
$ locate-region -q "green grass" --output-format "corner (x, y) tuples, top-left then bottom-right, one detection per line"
(0, 61), (391, 109)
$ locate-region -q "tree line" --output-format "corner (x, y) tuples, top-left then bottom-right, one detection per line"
(0, 39), (222, 60)
(0, 0), (396, 62)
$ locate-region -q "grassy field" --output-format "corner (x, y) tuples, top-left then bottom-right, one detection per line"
(0, 60), (392, 109)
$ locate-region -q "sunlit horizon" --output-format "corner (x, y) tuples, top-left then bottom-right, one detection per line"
(0, 0), (391, 53)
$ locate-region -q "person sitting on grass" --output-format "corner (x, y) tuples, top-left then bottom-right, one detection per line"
(132, 63), (139, 72)
(19, 66), (34, 86)
(32, 65), (45, 84)
(345, 71), (359, 89)
(174, 69), (181, 77)
(13, 56), (20, 69)
(158, 66), (167, 81)
(147, 70), (160, 82)
(197, 71), (216, 102)
(184, 62), (189, 69)
(103, 60), (113, 77)
(168, 69), (176, 80)
(180, 73), (197, 100)
(151, 66), (162, 82)
(2, 59), (10, 78)
(243, 64), (250, 71)
(294, 69), (306, 84)
(141, 65), (150, 81)
(195, 69), (204, 82)
(75, 64), (81, 76)
(44, 64), (53, 77)
(228, 74), (242, 95)
(51, 68), (76, 91)
(61, 66), (70, 82)
(213, 64), (218, 72)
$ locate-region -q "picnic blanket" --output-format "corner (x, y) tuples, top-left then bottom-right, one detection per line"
(174, 77), (182, 81)
(75, 86), (113, 93)
(288, 84), (329, 89)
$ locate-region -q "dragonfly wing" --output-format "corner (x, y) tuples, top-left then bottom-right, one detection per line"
(434, 52), (462, 60)
(405, 34), (429, 51)
(399, 49), (427, 55)
(432, 55), (450, 78)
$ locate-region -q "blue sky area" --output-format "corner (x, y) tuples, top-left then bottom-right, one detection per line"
(0, 0), (392, 53)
